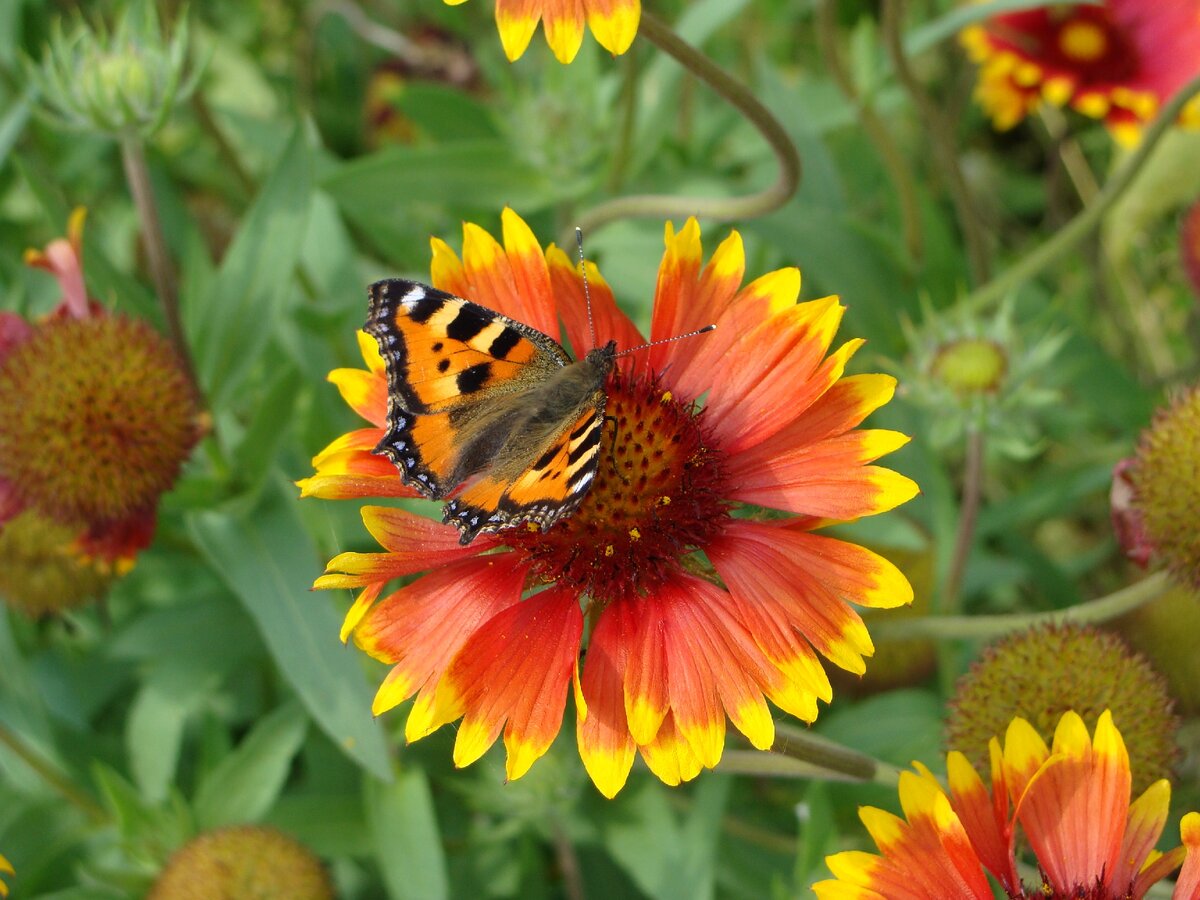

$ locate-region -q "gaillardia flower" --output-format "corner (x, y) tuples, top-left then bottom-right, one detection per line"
(813, 710), (1200, 899)
(304, 209), (917, 797)
(0, 852), (12, 898)
(444, 0), (639, 64)
(0, 210), (202, 573)
(961, 2), (1200, 144)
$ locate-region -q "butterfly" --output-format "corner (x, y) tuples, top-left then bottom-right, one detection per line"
(365, 278), (617, 545)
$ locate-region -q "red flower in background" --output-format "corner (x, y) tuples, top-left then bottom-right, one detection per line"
(961, 1), (1200, 144)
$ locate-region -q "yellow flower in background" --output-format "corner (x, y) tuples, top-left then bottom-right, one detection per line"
(446, 0), (639, 63)
(813, 710), (1199, 899)
(0, 853), (12, 898)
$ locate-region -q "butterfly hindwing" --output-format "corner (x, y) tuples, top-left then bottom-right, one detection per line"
(443, 401), (607, 542)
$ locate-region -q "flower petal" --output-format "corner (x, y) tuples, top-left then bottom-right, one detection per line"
(547, 243), (646, 374)
(328, 367), (388, 428)
(1110, 779), (1170, 891)
(349, 554), (527, 716)
(946, 748), (1017, 891)
(637, 712), (703, 787)
(709, 521), (883, 675)
(430, 586), (583, 780)
(1171, 812), (1200, 899)
(495, 0), (542, 61)
(577, 595), (637, 798)
(543, 0), (586, 63)
(623, 591), (670, 745)
(585, 0), (640, 55)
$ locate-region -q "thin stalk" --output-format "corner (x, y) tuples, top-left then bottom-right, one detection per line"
(550, 817), (585, 900)
(882, 0), (989, 284)
(570, 11), (801, 241)
(0, 722), (107, 824)
(768, 722), (902, 787)
(817, 0), (923, 266)
(960, 72), (1200, 315)
(943, 428), (984, 613)
(872, 570), (1171, 641)
(120, 132), (202, 403)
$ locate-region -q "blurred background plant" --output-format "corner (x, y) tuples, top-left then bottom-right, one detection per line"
(2, 0), (1200, 897)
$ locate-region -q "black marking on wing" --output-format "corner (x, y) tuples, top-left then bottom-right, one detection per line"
(455, 362), (492, 394)
(445, 304), (491, 342)
(489, 327), (523, 360)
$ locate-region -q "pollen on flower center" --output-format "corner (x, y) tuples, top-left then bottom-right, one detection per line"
(1058, 19), (1107, 63)
(513, 370), (730, 601)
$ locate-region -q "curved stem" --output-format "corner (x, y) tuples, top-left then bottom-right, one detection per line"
(943, 428), (984, 613)
(570, 11), (801, 240)
(873, 570), (1171, 641)
(882, 0), (989, 284)
(120, 133), (203, 404)
(817, 0), (923, 266)
(0, 722), (107, 824)
(960, 72), (1200, 315)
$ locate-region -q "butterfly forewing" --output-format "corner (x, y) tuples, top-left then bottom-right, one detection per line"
(365, 278), (614, 542)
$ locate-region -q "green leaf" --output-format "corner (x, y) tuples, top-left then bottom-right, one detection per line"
(187, 484), (391, 780)
(0, 87), (32, 169)
(366, 767), (449, 900)
(189, 127), (313, 407)
(193, 701), (308, 829)
(126, 677), (203, 804)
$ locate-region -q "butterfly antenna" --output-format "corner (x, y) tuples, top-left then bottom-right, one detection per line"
(577, 227), (597, 347)
(615, 323), (717, 359)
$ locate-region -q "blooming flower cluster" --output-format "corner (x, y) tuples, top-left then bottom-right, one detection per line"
(302, 209), (917, 796)
(447, 0), (640, 64)
(813, 710), (1200, 899)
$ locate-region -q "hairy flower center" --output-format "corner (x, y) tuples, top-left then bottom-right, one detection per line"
(513, 370), (729, 601)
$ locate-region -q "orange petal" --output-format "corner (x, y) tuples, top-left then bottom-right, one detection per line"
(585, 0), (640, 56)
(1110, 779), (1170, 891)
(1171, 813), (1200, 899)
(351, 554), (527, 712)
(430, 236), (470, 297)
(708, 521), (879, 675)
(432, 587), (583, 780)
(647, 219), (704, 373)
(543, 0), (585, 63)
(577, 595), (637, 798)
(623, 592), (669, 745)
(328, 366), (388, 427)
(500, 208), (559, 339)
(637, 712), (703, 787)
(946, 750), (1016, 890)
(296, 472), (417, 501)
(495, 0), (541, 61)
(547, 244), (646, 375)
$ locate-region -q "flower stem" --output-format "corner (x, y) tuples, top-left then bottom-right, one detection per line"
(872, 570), (1172, 641)
(943, 428), (984, 613)
(119, 132), (202, 403)
(960, 71), (1200, 316)
(762, 723), (901, 787)
(0, 722), (107, 824)
(570, 11), (801, 240)
(817, 0), (923, 267)
(882, 0), (990, 284)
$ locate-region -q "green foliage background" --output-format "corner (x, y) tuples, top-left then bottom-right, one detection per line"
(1, 0), (1198, 897)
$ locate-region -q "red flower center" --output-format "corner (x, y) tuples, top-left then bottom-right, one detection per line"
(511, 369), (730, 602)
(992, 8), (1139, 83)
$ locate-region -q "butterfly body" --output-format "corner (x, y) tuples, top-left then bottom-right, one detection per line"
(366, 278), (615, 544)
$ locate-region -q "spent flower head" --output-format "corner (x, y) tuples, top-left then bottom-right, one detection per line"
(28, 0), (198, 138)
(813, 710), (1200, 899)
(301, 208), (918, 797)
(1114, 386), (1200, 589)
(946, 623), (1179, 793)
(149, 826), (333, 900)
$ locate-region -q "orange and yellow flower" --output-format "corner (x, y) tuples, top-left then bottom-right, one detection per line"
(813, 710), (1198, 899)
(961, 1), (1200, 144)
(302, 208), (918, 797)
(445, 0), (639, 64)
(0, 852), (11, 898)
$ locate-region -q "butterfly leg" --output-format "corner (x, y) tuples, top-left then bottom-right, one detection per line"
(603, 413), (632, 486)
